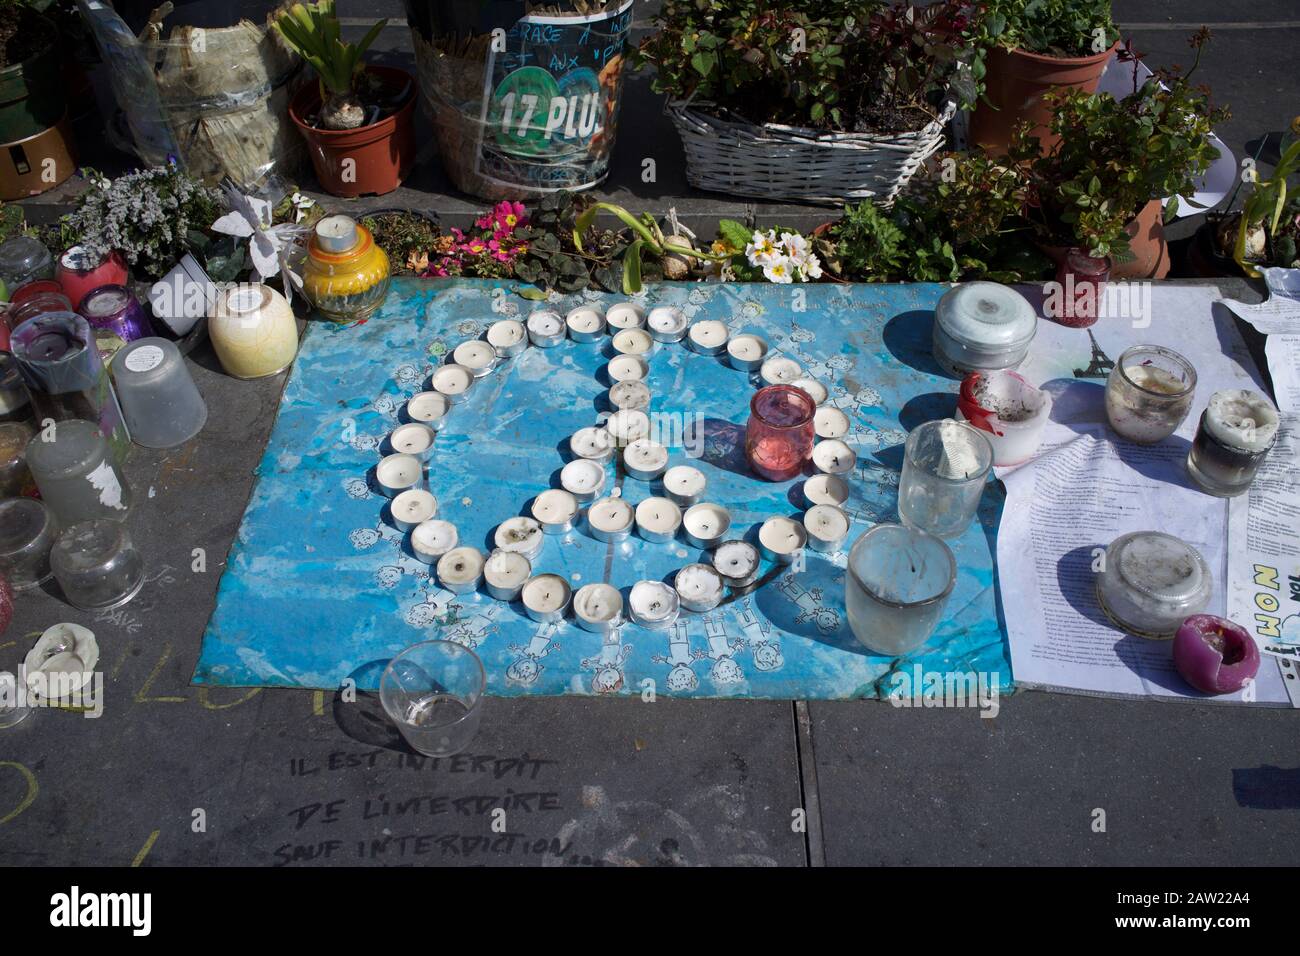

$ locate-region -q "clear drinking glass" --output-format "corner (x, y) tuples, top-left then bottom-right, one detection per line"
(846, 523), (956, 655)
(898, 419), (993, 539)
(380, 640), (485, 757)
(0, 497), (57, 590)
(50, 518), (146, 610)
(1105, 345), (1196, 444)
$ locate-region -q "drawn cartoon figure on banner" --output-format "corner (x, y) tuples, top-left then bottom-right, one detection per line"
(776, 573), (840, 635)
(443, 603), (502, 651)
(700, 615), (744, 685)
(506, 621), (562, 685)
(371, 394), (398, 418)
(349, 527), (381, 550)
(392, 364), (422, 389)
(733, 598), (784, 672)
(652, 619), (700, 692)
(581, 630), (632, 694)
(345, 477), (371, 500)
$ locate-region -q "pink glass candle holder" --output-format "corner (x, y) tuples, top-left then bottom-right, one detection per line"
(1050, 249), (1111, 328)
(746, 384), (815, 482)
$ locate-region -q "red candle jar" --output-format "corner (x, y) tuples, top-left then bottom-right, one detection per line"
(55, 246), (129, 311)
(8, 279), (65, 307)
(746, 384), (815, 481)
(1050, 249), (1110, 328)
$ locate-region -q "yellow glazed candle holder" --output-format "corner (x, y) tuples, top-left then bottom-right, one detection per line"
(210, 284), (300, 380)
(302, 215), (391, 323)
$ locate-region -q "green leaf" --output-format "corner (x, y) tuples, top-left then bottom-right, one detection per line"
(623, 238), (644, 294)
(690, 51), (717, 77)
(516, 285), (548, 301)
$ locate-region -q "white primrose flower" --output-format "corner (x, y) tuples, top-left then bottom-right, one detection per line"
(797, 252), (824, 280)
(746, 230), (781, 267)
(762, 256), (795, 284)
(781, 232), (811, 259)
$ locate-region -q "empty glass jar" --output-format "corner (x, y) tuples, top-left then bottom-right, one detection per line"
(0, 496), (57, 590)
(380, 640), (485, 757)
(50, 519), (145, 610)
(1105, 345), (1197, 444)
(24, 419), (132, 524)
(898, 419), (993, 539)
(846, 522), (956, 655)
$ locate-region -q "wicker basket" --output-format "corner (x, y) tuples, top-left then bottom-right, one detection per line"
(666, 99), (957, 206)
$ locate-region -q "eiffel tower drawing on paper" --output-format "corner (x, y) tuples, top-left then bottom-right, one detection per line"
(1073, 329), (1115, 379)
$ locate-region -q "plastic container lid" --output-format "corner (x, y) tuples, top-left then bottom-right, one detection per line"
(0, 236), (53, 288)
(935, 282), (1037, 351)
(1112, 531), (1211, 606)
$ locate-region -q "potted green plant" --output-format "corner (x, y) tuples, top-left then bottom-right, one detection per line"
(275, 1), (416, 197)
(966, 0), (1119, 155)
(636, 1), (978, 205)
(0, 0), (75, 199)
(1009, 32), (1227, 279)
(1202, 139), (1300, 278)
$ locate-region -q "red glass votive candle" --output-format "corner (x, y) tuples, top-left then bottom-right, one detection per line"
(55, 246), (129, 311)
(1051, 249), (1110, 328)
(746, 384), (815, 481)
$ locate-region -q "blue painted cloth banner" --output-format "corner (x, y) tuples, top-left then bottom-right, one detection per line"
(195, 279), (1010, 698)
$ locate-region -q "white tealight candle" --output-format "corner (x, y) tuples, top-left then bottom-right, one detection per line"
(675, 563), (726, 612)
(587, 495), (635, 542)
(682, 502), (731, 549)
(453, 340), (498, 377)
(436, 546), (484, 594)
(792, 377), (828, 405)
(573, 582), (623, 632)
(526, 310), (565, 348)
(804, 473), (849, 508)
(612, 327), (655, 356)
(812, 439), (856, 475)
(494, 516), (545, 560)
(487, 318), (528, 357)
(605, 301), (646, 331)
(758, 515), (807, 564)
(608, 355), (649, 383)
(647, 306), (688, 343)
(605, 408), (651, 447)
(376, 453), (423, 498)
(814, 406), (851, 440)
(761, 356), (803, 386)
(713, 540), (760, 587)
(405, 391), (450, 430)
(628, 580), (680, 629)
(570, 425), (616, 464)
(608, 380), (652, 411)
(483, 549), (532, 601)
(411, 519), (458, 563)
(803, 503), (850, 552)
(430, 364), (474, 403)
(390, 488), (438, 532)
(521, 573), (571, 622)
(662, 464), (707, 506)
(686, 319), (729, 355)
(566, 305), (606, 342)
(531, 488), (579, 534)
(623, 438), (669, 481)
(634, 496), (682, 543)
(560, 457), (607, 501)
(388, 422), (436, 460)
(726, 333), (769, 371)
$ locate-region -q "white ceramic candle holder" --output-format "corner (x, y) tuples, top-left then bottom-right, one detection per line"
(605, 408), (650, 447)
(376, 453), (424, 498)
(566, 305), (606, 342)
(803, 503), (850, 552)
(605, 302), (645, 331)
(453, 340), (499, 378)
(682, 502), (731, 549)
(675, 563), (726, 612)
(760, 356), (802, 387)
(570, 425), (616, 464)
(726, 333), (769, 371)
(526, 310), (565, 348)
(560, 458), (607, 502)
(487, 318), (528, 357)
(388, 422), (436, 461)
(483, 549), (532, 601)
(411, 519), (458, 564)
(430, 364), (474, 404)
(573, 582), (623, 632)
(612, 327), (655, 357)
(804, 473), (849, 508)
(494, 516), (545, 560)
(634, 496), (682, 543)
(531, 489), (579, 534)
(436, 546), (484, 594)
(628, 580), (680, 629)
(758, 516), (807, 564)
(686, 319), (729, 355)
(390, 488), (438, 533)
(623, 438), (669, 481)
(713, 540), (761, 587)
(662, 464), (707, 507)
(521, 573), (572, 623)
(587, 496), (635, 542)
(814, 406), (850, 440)
(405, 391), (450, 430)
(608, 380), (652, 411)
(812, 439), (856, 476)
(646, 306), (688, 343)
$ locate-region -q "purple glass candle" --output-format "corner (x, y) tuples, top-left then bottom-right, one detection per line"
(78, 285), (154, 343)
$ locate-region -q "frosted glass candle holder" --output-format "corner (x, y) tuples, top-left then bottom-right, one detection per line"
(50, 518), (145, 610)
(24, 419), (132, 524)
(111, 338), (208, 448)
(846, 523), (955, 656)
(0, 497), (57, 590)
(897, 419), (992, 539)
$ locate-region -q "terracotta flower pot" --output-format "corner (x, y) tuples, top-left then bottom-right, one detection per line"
(1112, 200), (1171, 280)
(289, 65), (417, 198)
(970, 43), (1117, 155)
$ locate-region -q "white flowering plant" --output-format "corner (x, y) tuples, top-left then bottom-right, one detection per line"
(713, 221), (826, 284)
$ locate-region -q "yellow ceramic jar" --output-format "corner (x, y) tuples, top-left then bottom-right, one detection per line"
(301, 215), (391, 323)
(209, 284), (300, 379)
